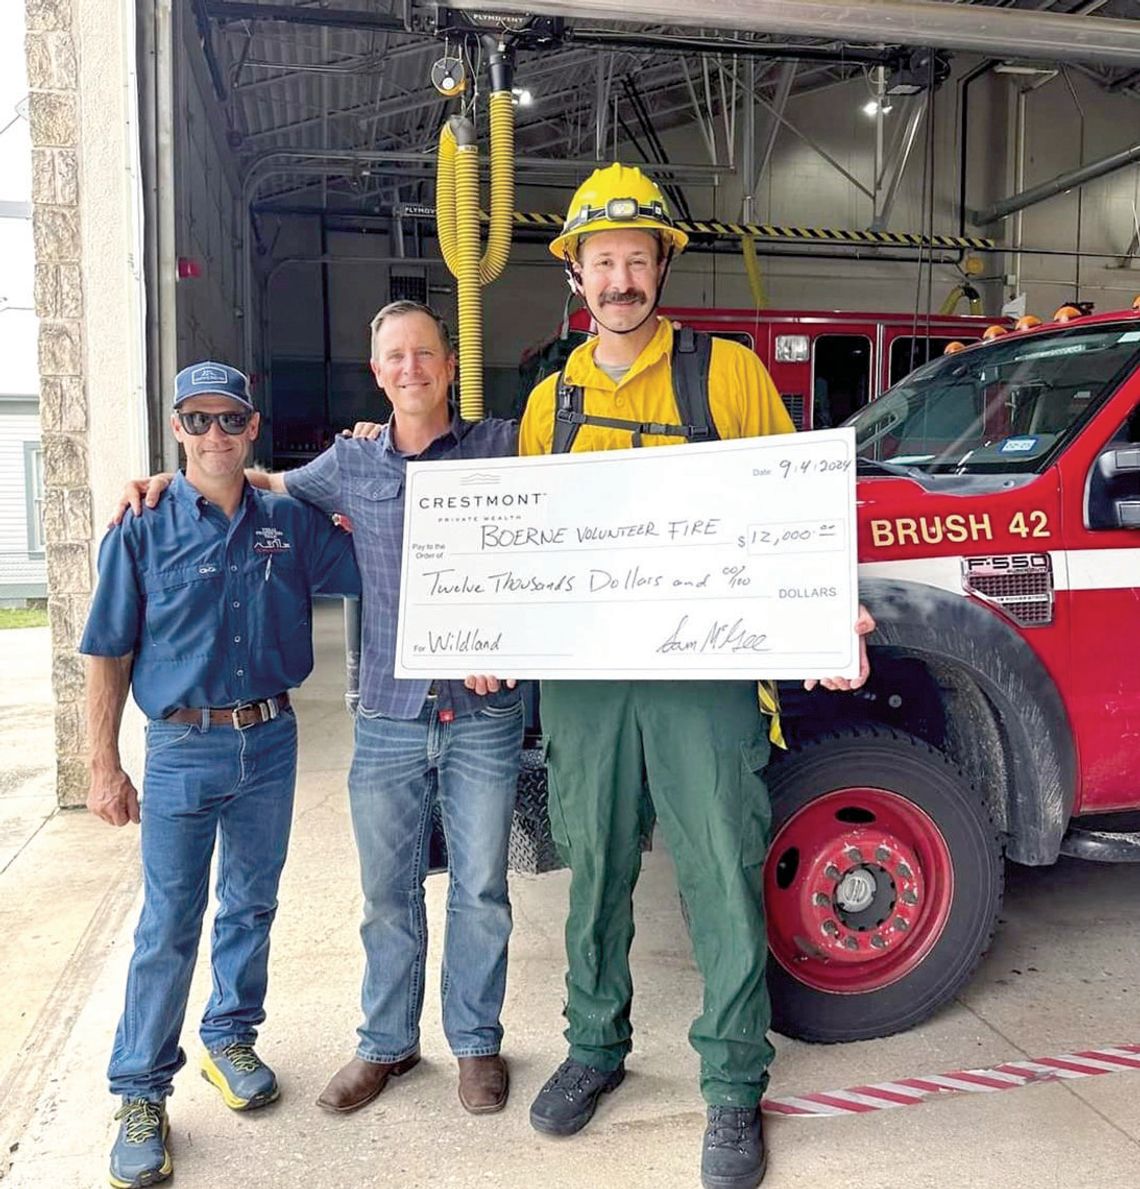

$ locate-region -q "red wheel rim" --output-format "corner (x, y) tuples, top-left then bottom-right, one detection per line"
(764, 787), (954, 993)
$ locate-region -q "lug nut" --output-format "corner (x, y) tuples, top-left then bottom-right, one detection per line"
(843, 937), (859, 951)
(894, 917), (910, 932)
(875, 846), (890, 862)
(901, 889), (919, 905)
(813, 892), (831, 907)
(870, 935), (887, 949)
(822, 920), (840, 937)
(824, 863), (841, 880)
(897, 862), (913, 879)
(846, 847), (863, 863)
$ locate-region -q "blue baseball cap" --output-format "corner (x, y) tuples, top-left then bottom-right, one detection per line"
(173, 361), (254, 410)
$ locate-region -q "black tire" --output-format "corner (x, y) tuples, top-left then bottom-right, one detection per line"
(765, 726), (1004, 1043)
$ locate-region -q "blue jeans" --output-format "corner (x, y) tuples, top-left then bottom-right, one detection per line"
(348, 700), (522, 1061)
(108, 711), (298, 1100)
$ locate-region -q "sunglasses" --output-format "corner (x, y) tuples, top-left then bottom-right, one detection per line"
(177, 410), (253, 435)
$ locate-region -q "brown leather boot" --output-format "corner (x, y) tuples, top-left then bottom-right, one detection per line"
(457, 1054), (509, 1115)
(315, 1050), (421, 1114)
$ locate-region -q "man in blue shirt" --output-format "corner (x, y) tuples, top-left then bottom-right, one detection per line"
(121, 303), (523, 1121)
(83, 362), (360, 1189)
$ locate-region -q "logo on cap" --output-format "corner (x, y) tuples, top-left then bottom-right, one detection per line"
(191, 365), (229, 386)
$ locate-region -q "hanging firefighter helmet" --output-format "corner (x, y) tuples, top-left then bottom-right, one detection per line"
(1015, 314), (1042, 332)
(1053, 305), (1083, 322)
(982, 325), (1008, 340)
(943, 341), (967, 355)
(550, 163), (689, 261)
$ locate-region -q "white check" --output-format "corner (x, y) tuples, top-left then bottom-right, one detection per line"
(395, 427), (859, 680)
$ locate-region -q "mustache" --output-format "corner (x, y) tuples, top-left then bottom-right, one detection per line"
(599, 288), (646, 306)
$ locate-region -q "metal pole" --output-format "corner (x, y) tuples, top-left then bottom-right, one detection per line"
(741, 59), (755, 223)
(595, 54), (609, 161)
(872, 93), (928, 232)
(974, 140), (1140, 224)
(137, 1), (163, 472)
(872, 66), (885, 226)
(753, 61), (795, 200)
(155, 0), (178, 471)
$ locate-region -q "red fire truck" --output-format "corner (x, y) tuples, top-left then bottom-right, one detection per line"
(514, 301), (1140, 1045)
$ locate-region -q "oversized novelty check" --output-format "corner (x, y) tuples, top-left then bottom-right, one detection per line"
(394, 428), (859, 680)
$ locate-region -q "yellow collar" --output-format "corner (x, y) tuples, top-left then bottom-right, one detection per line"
(564, 317), (673, 388)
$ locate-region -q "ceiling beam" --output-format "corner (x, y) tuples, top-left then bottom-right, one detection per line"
(449, 0), (1140, 69)
(205, 1), (404, 33)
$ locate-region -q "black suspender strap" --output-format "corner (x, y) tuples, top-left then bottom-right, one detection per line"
(550, 329), (720, 453)
(671, 327), (718, 444)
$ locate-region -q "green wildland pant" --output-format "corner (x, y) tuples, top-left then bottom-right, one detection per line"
(540, 678), (776, 1107)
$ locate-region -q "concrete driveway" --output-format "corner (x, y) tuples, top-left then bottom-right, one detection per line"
(2, 605), (1140, 1188)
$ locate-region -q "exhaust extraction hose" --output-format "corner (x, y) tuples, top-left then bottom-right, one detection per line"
(434, 42), (515, 420)
(741, 235), (768, 309)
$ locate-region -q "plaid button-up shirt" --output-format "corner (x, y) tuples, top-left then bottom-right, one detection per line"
(284, 414), (520, 720)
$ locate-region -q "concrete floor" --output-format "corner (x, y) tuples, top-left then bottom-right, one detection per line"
(3, 604), (1140, 1188)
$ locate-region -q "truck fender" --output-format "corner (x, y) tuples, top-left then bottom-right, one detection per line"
(858, 576), (1076, 865)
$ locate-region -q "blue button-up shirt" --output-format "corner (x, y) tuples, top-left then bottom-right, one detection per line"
(80, 472), (361, 720)
(285, 415), (519, 720)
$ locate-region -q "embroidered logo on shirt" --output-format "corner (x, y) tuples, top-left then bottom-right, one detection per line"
(198, 564), (218, 575)
(254, 527), (293, 554)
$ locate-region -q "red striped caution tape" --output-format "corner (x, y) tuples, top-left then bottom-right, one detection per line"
(761, 1044), (1140, 1117)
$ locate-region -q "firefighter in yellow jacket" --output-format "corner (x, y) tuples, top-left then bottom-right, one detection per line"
(520, 165), (872, 1189)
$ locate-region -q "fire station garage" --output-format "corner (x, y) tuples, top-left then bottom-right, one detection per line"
(10, 0), (1140, 1186)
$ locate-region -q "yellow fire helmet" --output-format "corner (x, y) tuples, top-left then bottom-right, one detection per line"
(550, 163), (690, 261)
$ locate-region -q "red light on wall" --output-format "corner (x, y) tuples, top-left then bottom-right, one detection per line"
(177, 256), (202, 279)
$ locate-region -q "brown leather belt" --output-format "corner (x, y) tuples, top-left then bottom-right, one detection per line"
(165, 693), (290, 730)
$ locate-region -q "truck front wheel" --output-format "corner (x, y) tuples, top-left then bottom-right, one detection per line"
(764, 727), (1003, 1042)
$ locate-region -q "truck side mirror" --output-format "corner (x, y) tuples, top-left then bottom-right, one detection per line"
(1087, 444), (1140, 530)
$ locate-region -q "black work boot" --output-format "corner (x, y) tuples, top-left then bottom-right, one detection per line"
(529, 1058), (625, 1136)
(700, 1105), (767, 1189)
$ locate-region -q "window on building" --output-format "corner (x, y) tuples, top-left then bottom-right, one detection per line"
(24, 441), (44, 554)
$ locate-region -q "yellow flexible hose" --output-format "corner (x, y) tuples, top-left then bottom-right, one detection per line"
(480, 90), (515, 286)
(939, 285), (963, 316)
(741, 235), (767, 309)
(455, 137), (484, 420)
(436, 122), (460, 275)
(435, 86), (516, 420)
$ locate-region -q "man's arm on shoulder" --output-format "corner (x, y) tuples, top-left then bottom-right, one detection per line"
(112, 472), (175, 524)
(246, 465), (287, 494)
(280, 440), (343, 515)
(85, 654), (139, 826)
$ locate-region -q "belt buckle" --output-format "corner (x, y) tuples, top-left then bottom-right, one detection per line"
(231, 698), (277, 730)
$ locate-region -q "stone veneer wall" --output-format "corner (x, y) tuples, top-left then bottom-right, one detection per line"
(26, 0), (89, 807)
